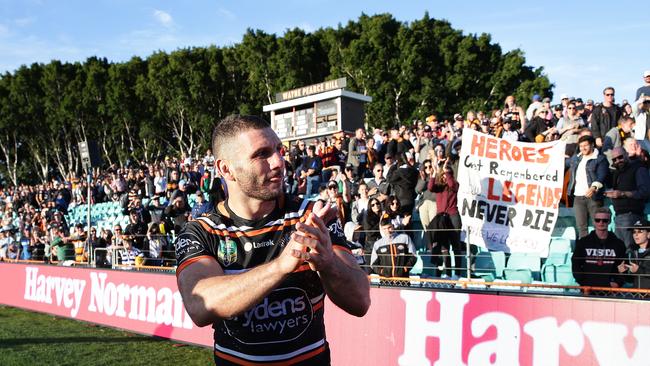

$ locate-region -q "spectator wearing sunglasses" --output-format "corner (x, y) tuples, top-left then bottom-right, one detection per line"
(591, 87), (623, 148)
(572, 207), (627, 288)
(604, 147), (650, 249)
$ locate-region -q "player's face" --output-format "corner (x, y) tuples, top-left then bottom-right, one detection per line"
(231, 128), (285, 201)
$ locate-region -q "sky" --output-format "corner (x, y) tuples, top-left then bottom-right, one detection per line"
(1, 0), (648, 106)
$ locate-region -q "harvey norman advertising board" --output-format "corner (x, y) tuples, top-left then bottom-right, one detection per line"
(456, 129), (566, 254)
(2, 263), (650, 365)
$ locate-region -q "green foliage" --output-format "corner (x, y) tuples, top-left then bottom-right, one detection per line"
(0, 13), (552, 185)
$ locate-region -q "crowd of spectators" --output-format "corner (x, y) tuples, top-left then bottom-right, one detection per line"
(2, 70), (650, 288)
(0, 151), (221, 266)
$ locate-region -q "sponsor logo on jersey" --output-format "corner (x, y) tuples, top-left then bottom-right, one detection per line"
(243, 239), (276, 252)
(224, 287), (314, 345)
(175, 235), (203, 257)
(218, 238), (238, 267)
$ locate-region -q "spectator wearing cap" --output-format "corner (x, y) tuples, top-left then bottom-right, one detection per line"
(415, 124), (436, 165)
(347, 128), (369, 178)
(591, 87), (623, 148)
(191, 190), (213, 219)
(631, 92), (650, 151)
(50, 226), (74, 263)
(635, 70), (650, 102)
(494, 116), (520, 142)
(124, 208), (148, 251)
(604, 147), (650, 249)
(567, 135), (609, 239)
(369, 213), (418, 277)
(524, 107), (556, 142)
(525, 94), (543, 121)
(626, 219), (650, 288)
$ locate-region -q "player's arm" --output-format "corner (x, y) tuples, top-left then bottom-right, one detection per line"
(321, 248), (371, 317)
(176, 234), (308, 327)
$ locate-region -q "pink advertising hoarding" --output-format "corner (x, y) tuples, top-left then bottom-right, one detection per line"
(2, 262), (649, 365)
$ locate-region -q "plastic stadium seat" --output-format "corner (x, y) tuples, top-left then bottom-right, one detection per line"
(503, 253), (541, 283)
(542, 264), (576, 286)
(473, 251), (506, 281)
(409, 256), (423, 275)
(549, 238), (572, 254)
(503, 269), (533, 283)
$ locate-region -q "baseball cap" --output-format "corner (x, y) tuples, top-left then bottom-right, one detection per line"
(630, 219), (650, 231)
(345, 163), (354, 170)
(644, 70), (650, 78)
(532, 94), (541, 101)
(423, 125), (432, 132)
(453, 113), (463, 121)
(178, 179), (186, 186)
(586, 99), (594, 105)
(542, 97), (551, 103)
(560, 94), (569, 100)
(379, 213), (392, 227)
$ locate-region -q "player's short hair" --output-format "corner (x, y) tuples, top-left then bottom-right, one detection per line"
(211, 115), (270, 159)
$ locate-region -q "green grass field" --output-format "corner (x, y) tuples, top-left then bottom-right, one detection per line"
(0, 305), (212, 365)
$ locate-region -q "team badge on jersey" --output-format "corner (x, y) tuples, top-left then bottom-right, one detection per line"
(218, 238), (238, 267)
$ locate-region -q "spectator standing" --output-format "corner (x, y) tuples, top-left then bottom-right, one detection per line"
(572, 208), (627, 287)
(427, 165), (463, 277)
(367, 162), (389, 200)
(627, 219), (650, 288)
(300, 145), (323, 198)
(557, 102), (585, 156)
(525, 94), (543, 121)
(567, 135), (609, 239)
(347, 128), (369, 178)
(635, 70), (650, 102)
(50, 226), (74, 263)
(631, 94), (650, 150)
(604, 147), (650, 249)
(591, 87), (623, 148)
(386, 153), (419, 215)
(502, 95), (527, 132)
(416, 159), (437, 229)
